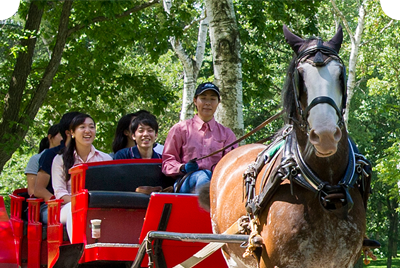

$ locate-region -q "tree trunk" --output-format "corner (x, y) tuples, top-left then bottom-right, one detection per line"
(163, 0), (208, 121)
(393, 204), (399, 258)
(353, 256), (363, 268)
(344, 1), (365, 124)
(0, 0), (73, 173)
(205, 0), (244, 137)
(386, 197), (398, 268)
(329, 0), (366, 125)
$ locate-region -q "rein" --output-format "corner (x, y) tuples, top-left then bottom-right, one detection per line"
(192, 110), (284, 162)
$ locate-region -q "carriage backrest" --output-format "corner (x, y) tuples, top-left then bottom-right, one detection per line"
(85, 160), (168, 191)
(70, 159), (174, 194)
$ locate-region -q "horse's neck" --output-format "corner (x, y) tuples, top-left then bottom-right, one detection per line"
(295, 129), (349, 185)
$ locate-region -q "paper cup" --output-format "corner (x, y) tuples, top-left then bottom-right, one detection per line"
(90, 219), (102, 239)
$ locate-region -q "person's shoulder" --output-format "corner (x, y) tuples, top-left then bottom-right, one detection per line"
(39, 147), (58, 162)
(28, 153), (42, 162)
(113, 148), (130, 159)
(96, 149), (113, 161)
(166, 120), (188, 138)
(25, 153), (42, 174)
(215, 121), (234, 132)
(152, 149), (162, 159)
(52, 153), (64, 165)
(171, 119), (188, 129)
(153, 143), (164, 155)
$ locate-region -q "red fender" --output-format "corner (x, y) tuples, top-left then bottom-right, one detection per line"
(0, 196), (19, 267)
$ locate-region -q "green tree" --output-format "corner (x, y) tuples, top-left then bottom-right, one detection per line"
(346, 0), (400, 265)
(0, 0), (180, 175)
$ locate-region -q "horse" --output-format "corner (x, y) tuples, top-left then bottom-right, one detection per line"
(207, 26), (371, 268)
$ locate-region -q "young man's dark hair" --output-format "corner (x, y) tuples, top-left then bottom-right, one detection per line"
(130, 112), (159, 134)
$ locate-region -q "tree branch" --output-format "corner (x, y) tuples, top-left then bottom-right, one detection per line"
(0, 2), (44, 136)
(329, 0), (354, 42)
(0, 1), (45, 171)
(195, 9), (208, 71)
(67, 0), (160, 36)
(361, 20), (394, 47)
(183, 13), (207, 33)
(23, 0), (73, 123)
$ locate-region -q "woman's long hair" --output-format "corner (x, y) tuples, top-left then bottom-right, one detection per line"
(63, 114), (95, 181)
(112, 113), (135, 153)
(39, 137), (49, 153)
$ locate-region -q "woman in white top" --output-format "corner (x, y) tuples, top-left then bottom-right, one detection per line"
(52, 113), (112, 241)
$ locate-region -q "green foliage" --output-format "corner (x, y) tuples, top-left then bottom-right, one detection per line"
(1, 0), (400, 260)
(235, 0), (323, 142)
(346, 0), (400, 256)
(0, 149), (32, 211)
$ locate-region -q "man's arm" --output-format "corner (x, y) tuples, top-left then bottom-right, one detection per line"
(34, 170), (53, 201)
(161, 124), (185, 177)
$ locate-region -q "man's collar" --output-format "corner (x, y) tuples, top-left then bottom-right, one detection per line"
(194, 114), (216, 131)
(131, 146), (142, 158)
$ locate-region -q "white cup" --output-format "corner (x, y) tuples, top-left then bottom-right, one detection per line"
(90, 219), (102, 239)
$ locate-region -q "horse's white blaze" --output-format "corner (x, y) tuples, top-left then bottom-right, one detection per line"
(300, 60), (344, 157)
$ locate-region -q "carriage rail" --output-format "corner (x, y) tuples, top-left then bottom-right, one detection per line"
(131, 231), (249, 268)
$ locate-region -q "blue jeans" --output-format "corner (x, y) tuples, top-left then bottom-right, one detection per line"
(40, 203), (48, 224)
(176, 170), (212, 194)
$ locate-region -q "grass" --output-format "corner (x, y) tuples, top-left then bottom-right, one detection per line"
(366, 255), (400, 268)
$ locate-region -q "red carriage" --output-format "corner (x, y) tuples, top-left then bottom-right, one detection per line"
(0, 159), (246, 267)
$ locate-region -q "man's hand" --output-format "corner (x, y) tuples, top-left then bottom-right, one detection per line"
(183, 160), (199, 173)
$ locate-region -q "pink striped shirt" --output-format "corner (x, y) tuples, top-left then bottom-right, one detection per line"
(162, 115), (237, 177)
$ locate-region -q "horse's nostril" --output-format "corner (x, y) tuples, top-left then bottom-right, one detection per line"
(333, 127), (342, 142)
(309, 129), (320, 145)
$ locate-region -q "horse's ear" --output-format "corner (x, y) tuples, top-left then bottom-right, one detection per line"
(283, 25), (305, 55)
(327, 25), (343, 53)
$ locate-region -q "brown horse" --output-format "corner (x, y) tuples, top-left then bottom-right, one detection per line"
(208, 26), (370, 268)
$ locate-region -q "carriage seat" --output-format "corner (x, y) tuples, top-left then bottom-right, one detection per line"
(71, 159), (174, 209)
(88, 191), (150, 209)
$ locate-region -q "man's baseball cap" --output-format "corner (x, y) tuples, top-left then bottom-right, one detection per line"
(194, 82), (220, 100)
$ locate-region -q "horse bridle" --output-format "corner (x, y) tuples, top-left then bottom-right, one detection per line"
(291, 39), (347, 132)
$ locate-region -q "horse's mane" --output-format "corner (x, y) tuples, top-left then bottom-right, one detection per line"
(282, 57), (297, 123)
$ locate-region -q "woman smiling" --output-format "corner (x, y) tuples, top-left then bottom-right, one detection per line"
(51, 113), (112, 241)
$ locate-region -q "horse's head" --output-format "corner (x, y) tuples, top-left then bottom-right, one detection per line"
(283, 25), (347, 158)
